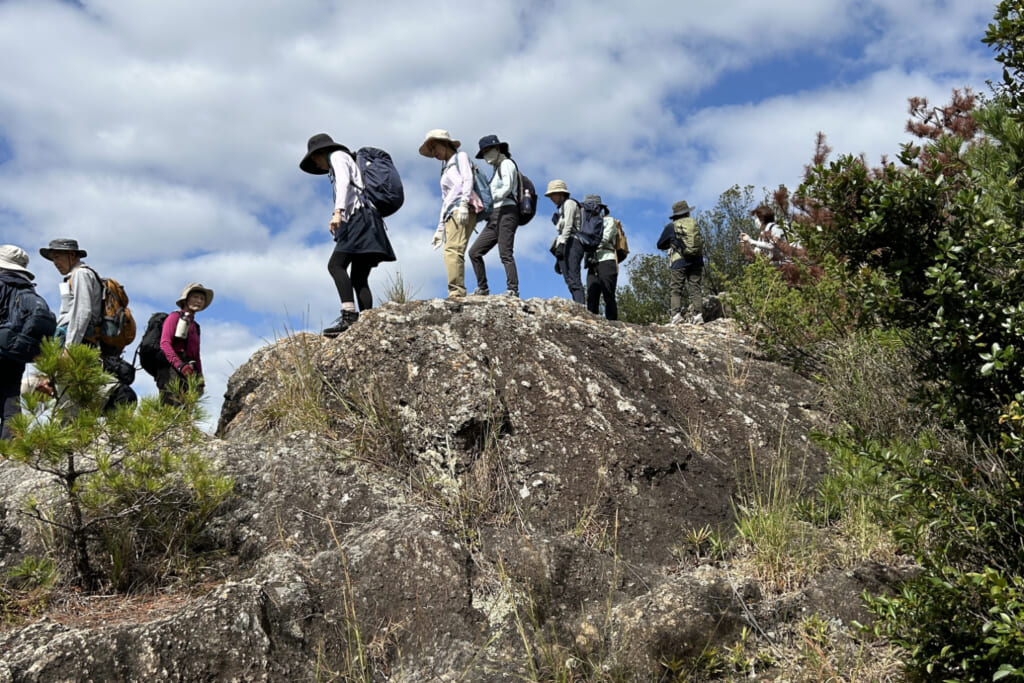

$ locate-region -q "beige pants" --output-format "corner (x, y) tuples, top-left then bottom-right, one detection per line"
(443, 213), (478, 296)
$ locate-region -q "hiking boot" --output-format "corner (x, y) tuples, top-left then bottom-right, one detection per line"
(471, 287), (489, 296)
(323, 310), (359, 338)
(505, 289), (519, 298)
(669, 312), (684, 325)
(690, 312), (704, 325)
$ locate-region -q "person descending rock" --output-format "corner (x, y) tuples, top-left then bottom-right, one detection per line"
(157, 283), (212, 406)
(301, 133), (397, 337)
(545, 179), (585, 305)
(419, 129), (480, 297)
(467, 134), (520, 297)
(583, 195), (619, 321)
(656, 201), (704, 325)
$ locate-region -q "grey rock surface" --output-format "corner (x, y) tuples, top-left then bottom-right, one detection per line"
(0, 298), (898, 681)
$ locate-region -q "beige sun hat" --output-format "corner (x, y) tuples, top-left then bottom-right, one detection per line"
(176, 282), (214, 311)
(0, 245), (34, 280)
(545, 179), (570, 197)
(418, 129), (461, 157)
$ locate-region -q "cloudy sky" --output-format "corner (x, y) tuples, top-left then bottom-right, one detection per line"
(0, 0), (999, 428)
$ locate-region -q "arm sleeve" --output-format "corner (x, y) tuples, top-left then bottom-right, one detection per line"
(601, 216), (619, 247)
(455, 152), (474, 203)
(558, 199), (579, 243)
(489, 159), (516, 202)
(656, 223), (675, 251)
(330, 151), (353, 214)
(192, 323), (203, 376)
(65, 267), (101, 346)
(160, 312), (183, 370)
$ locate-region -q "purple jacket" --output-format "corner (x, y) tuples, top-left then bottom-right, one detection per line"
(159, 310), (202, 375)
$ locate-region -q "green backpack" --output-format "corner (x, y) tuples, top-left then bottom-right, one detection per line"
(674, 217), (703, 256)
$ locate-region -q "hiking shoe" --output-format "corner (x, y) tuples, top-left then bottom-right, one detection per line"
(323, 310), (359, 338)
(690, 312), (704, 325)
(505, 289), (519, 298)
(669, 312), (684, 325)
(471, 287), (489, 296)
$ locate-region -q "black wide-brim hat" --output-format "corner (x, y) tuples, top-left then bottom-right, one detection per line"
(40, 238), (87, 261)
(300, 133), (351, 175)
(475, 134), (510, 159)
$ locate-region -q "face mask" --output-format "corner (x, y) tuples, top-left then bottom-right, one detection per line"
(482, 148), (499, 164)
(752, 216), (762, 230)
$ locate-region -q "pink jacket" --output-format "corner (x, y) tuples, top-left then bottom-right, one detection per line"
(159, 310), (203, 375)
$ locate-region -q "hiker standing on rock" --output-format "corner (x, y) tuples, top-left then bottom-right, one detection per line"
(656, 201), (704, 325)
(467, 135), (519, 297)
(583, 195), (619, 321)
(301, 133), (397, 337)
(545, 180), (584, 304)
(156, 283), (212, 406)
(419, 129), (480, 298)
(39, 239), (101, 349)
(39, 238), (137, 409)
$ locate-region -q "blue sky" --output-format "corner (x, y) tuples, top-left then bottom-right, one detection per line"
(0, 0), (999, 427)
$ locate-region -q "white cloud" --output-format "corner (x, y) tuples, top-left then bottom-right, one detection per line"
(680, 67), (981, 209)
(0, 0), (1000, 425)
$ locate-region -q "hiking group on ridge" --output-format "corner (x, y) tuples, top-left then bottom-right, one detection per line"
(300, 127), (719, 334)
(1, 127), (795, 438)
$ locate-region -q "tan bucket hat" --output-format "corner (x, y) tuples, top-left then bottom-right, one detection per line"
(418, 129), (461, 157)
(0, 245), (35, 280)
(545, 179), (570, 197)
(176, 282), (214, 311)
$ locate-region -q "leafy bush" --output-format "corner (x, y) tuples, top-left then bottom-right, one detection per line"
(725, 254), (857, 370)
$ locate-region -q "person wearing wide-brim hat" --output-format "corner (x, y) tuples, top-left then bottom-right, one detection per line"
(300, 133), (397, 337)
(656, 200), (704, 324)
(0, 245), (52, 439)
(467, 134), (520, 297)
(419, 129), (482, 297)
(544, 179), (585, 304)
(39, 238), (106, 349)
(155, 282), (214, 406)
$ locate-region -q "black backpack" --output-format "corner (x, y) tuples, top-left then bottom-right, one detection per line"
(137, 312), (170, 377)
(0, 284), (57, 363)
(499, 160), (538, 225)
(576, 199), (608, 253)
(355, 147), (404, 217)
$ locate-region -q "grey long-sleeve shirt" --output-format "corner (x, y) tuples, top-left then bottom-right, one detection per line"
(59, 264), (102, 346)
(554, 197), (580, 246)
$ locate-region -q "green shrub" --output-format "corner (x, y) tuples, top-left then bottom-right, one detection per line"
(726, 254), (857, 371)
(0, 339), (233, 591)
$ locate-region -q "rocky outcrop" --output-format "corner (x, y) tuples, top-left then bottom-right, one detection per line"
(0, 297), (895, 681)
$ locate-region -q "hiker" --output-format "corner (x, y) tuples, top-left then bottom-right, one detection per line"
(582, 195), (619, 321)
(545, 179), (584, 304)
(301, 133), (397, 337)
(656, 201), (704, 325)
(467, 134), (519, 297)
(39, 238), (137, 410)
(740, 205), (786, 263)
(40, 239), (101, 349)
(419, 129), (481, 297)
(0, 246), (53, 439)
(156, 283), (211, 406)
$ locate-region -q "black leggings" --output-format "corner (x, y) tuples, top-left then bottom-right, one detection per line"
(328, 251), (374, 310)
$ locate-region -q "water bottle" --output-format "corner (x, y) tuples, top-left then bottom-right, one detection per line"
(174, 313), (190, 340)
